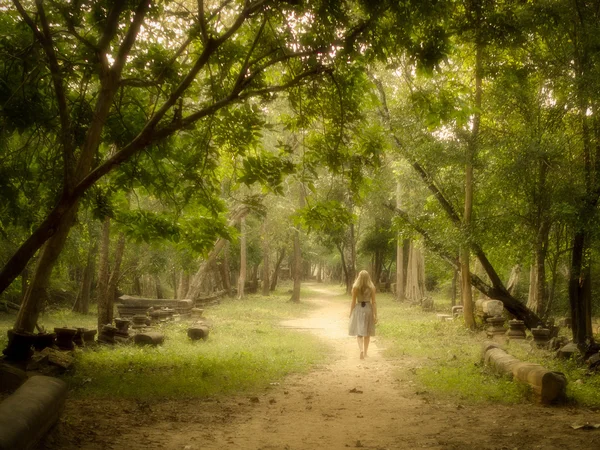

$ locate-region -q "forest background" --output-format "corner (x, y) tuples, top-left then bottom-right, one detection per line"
(0, 0), (599, 355)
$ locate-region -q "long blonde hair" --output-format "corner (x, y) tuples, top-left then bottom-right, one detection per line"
(352, 270), (375, 293)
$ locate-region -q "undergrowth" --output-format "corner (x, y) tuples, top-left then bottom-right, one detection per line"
(508, 342), (600, 407)
(375, 292), (528, 405)
(1, 287), (330, 400)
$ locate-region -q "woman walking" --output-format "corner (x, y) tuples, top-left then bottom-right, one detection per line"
(348, 270), (378, 359)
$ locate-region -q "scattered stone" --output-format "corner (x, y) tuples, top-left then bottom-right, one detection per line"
(249, 397), (260, 403)
(2, 330), (35, 361)
(571, 423), (600, 430)
(54, 327), (77, 350)
(0, 376), (67, 450)
(486, 316), (506, 339)
(349, 388), (363, 394)
(187, 325), (210, 341)
(506, 320), (527, 340)
(98, 325), (118, 344)
(134, 332), (164, 346)
(587, 353), (600, 371)
(557, 342), (579, 360)
(482, 300), (504, 317)
(191, 308), (204, 319)
(451, 305), (463, 317)
(39, 347), (74, 371)
(131, 314), (149, 329)
(531, 326), (551, 348)
(32, 332), (56, 352)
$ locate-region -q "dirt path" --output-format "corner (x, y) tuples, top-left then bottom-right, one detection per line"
(44, 286), (600, 450)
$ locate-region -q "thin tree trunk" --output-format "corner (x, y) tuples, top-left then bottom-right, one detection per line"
(96, 216), (111, 331)
(290, 227), (302, 302)
(20, 266), (29, 303)
(237, 217), (247, 300)
(527, 263), (538, 312)
(290, 185), (305, 303)
(270, 248), (285, 291)
(106, 233), (126, 324)
(73, 239), (97, 314)
(262, 222), (270, 296)
(155, 275), (164, 299)
(177, 272), (190, 299)
(451, 268), (457, 307)
(13, 203), (79, 332)
(187, 207), (248, 301)
(396, 180), (405, 301)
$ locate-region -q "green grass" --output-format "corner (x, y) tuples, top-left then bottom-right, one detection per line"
(507, 341), (600, 407)
(1, 286), (330, 400)
(69, 289), (327, 399)
(375, 292), (528, 405)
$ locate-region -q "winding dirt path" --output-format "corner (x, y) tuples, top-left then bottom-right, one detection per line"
(44, 285), (600, 449)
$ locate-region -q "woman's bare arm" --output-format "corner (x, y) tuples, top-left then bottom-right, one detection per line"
(371, 288), (378, 323)
(350, 288), (357, 317)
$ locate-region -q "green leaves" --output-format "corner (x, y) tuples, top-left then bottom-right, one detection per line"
(238, 153), (295, 194)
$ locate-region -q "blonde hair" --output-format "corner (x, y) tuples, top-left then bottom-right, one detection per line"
(352, 270), (375, 292)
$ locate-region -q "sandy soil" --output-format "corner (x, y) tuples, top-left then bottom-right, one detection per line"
(42, 286), (600, 450)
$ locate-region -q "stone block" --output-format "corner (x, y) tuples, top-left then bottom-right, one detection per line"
(0, 376), (67, 450)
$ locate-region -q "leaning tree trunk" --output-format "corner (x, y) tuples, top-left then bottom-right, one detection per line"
(270, 248), (285, 291)
(237, 217), (247, 300)
(13, 203), (79, 332)
(186, 207), (249, 301)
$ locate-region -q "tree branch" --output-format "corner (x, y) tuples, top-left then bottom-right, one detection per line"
(13, 0), (74, 188)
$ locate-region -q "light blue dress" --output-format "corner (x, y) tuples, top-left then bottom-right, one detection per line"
(349, 287), (376, 337)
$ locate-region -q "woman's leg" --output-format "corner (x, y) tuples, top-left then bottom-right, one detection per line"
(363, 336), (370, 357)
(356, 336), (364, 358)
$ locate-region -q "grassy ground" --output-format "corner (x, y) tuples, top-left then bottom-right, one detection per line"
(0, 286), (330, 400)
(375, 291), (600, 407)
(375, 292), (529, 405)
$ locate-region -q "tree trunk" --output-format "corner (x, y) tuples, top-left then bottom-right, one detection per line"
(186, 207), (248, 301)
(13, 203), (79, 332)
(155, 275), (164, 299)
(506, 264), (521, 296)
(105, 233), (126, 324)
(290, 226), (302, 302)
(20, 266), (29, 303)
(317, 261), (322, 283)
(290, 185), (305, 303)
(348, 222), (356, 294)
(405, 242), (425, 304)
(73, 239), (97, 314)
(237, 217), (247, 300)
(96, 216), (111, 331)
(527, 263), (539, 312)
(270, 248), (285, 291)
(569, 231), (593, 347)
(262, 222), (270, 296)
(451, 268), (457, 307)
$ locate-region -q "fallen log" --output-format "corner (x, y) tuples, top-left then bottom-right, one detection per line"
(482, 341), (567, 404)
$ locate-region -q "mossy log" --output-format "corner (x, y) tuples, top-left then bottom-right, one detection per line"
(482, 341), (567, 404)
